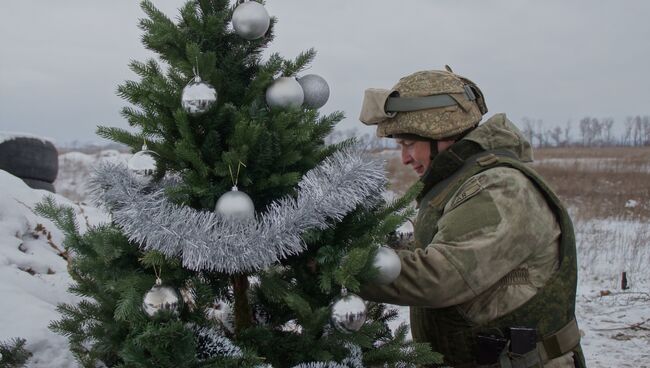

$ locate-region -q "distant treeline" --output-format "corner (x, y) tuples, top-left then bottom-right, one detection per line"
(520, 115), (650, 148)
(330, 115), (650, 149)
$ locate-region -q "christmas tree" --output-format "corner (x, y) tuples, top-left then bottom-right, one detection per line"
(37, 1), (442, 366)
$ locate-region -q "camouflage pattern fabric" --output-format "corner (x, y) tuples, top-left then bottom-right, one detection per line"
(361, 70), (487, 140)
(360, 114), (585, 367)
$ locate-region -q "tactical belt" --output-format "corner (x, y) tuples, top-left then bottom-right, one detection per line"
(460, 318), (582, 368)
(537, 318), (581, 361)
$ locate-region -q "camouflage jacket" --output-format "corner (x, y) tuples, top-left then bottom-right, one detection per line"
(361, 114), (583, 367)
(362, 114), (559, 322)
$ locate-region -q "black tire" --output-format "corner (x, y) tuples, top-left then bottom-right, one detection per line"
(21, 178), (56, 193)
(0, 137), (59, 183)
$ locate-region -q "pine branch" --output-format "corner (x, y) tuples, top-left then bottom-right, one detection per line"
(282, 48), (317, 77)
(96, 126), (143, 150)
(0, 338), (32, 368)
(34, 196), (82, 252)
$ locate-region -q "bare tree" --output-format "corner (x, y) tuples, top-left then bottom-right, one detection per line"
(579, 117), (591, 146)
(564, 120), (572, 146)
(521, 117), (535, 146)
(548, 125), (563, 147)
(602, 118), (614, 145)
(641, 115), (650, 146)
(623, 117), (633, 146)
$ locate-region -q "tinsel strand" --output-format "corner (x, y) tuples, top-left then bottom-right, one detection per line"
(89, 145), (386, 273)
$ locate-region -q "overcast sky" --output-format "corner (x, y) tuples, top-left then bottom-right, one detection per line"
(1, 0), (649, 145)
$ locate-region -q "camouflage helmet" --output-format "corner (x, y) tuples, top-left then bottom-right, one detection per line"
(360, 67), (488, 140)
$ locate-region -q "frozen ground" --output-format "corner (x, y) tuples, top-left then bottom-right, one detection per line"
(55, 150), (131, 202)
(534, 157), (650, 174)
(0, 170), (108, 367)
(389, 217), (650, 367)
(1, 150), (649, 367)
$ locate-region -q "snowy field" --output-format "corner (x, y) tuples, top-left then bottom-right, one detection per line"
(534, 157), (650, 174)
(1, 149), (649, 367)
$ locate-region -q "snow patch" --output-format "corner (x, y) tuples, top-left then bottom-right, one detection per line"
(0, 170), (108, 367)
(56, 150), (131, 202)
(0, 131), (55, 146)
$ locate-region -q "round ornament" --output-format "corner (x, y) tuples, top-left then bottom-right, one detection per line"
(372, 246), (402, 284)
(297, 74), (330, 109)
(128, 143), (158, 176)
(266, 77), (304, 109)
(330, 288), (367, 333)
(181, 76), (218, 115)
(232, 1), (270, 40)
(142, 278), (183, 318)
(215, 186), (255, 221)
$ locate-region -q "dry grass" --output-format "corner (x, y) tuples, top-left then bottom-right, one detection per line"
(531, 147), (650, 222)
(383, 146), (650, 222)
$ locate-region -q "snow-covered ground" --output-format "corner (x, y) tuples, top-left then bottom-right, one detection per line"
(2, 149), (649, 367)
(533, 157), (650, 174)
(0, 169), (108, 367)
(55, 150), (131, 202)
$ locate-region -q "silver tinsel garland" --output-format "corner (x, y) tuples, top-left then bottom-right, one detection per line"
(89, 146), (386, 274)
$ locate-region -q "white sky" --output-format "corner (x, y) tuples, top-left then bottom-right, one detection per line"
(1, 0), (649, 144)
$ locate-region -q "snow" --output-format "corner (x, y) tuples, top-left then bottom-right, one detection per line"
(532, 157), (650, 174)
(0, 131), (55, 146)
(0, 169), (108, 367)
(1, 149), (649, 367)
(55, 150), (131, 202)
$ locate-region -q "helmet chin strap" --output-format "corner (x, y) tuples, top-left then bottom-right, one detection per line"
(429, 140), (439, 162)
(419, 140), (439, 184)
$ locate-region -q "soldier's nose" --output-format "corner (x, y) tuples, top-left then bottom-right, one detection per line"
(401, 148), (412, 165)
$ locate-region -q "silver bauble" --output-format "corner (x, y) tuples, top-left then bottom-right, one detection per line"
(142, 278), (182, 318)
(181, 76), (218, 115)
(128, 143), (158, 176)
(266, 77), (304, 109)
(232, 1), (270, 40)
(297, 74), (330, 109)
(330, 289), (367, 333)
(215, 186), (255, 221)
(372, 246), (402, 284)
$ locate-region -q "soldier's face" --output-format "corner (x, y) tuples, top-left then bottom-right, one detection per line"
(397, 139), (431, 176)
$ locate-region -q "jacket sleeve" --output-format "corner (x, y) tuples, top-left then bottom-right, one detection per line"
(360, 167), (559, 308)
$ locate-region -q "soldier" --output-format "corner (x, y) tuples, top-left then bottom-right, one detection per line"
(358, 67), (585, 368)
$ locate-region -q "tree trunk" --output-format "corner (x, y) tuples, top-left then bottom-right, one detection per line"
(232, 274), (252, 335)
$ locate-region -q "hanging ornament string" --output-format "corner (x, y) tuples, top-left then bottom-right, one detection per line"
(152, 264), (162, 285)
(218, 161), (254, 220)
(228, 161), (247, 188)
